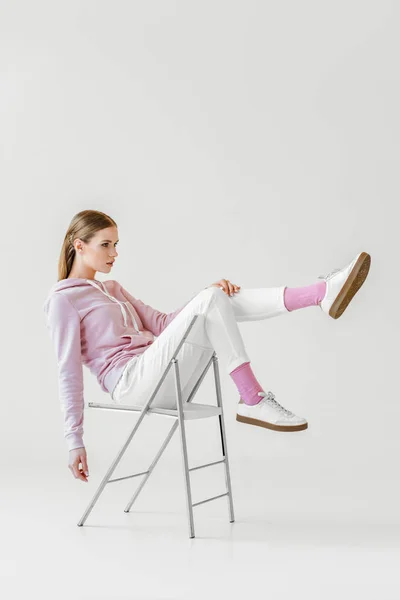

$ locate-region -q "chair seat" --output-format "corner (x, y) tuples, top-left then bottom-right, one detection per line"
(181, 403), (222, 420)
(88, 401), (222, 420)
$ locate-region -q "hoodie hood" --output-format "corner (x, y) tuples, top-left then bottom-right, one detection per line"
(44, 277), (140, 331)
(47, 277), (100, 292)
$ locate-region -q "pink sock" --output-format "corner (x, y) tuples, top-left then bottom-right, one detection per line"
(283, 280), (327, 311)
(230, 361), (264, 406)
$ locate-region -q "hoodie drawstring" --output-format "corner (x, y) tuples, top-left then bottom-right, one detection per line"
(86, 280), (140, 332)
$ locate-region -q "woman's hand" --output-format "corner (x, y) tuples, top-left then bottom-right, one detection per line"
(68, 447), (89, 482)
(208, 279), (241, 297)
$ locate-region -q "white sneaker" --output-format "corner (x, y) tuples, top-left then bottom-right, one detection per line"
(236, 391), (308, 432)
(318, 251), (371, 319)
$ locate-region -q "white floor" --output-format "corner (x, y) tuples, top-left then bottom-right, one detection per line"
(3, 456), (400, 600)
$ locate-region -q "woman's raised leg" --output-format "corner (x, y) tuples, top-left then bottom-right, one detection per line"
(113, 287), (307, 432)
(229, 249), (371, 322)
(227, 281), (326, 322)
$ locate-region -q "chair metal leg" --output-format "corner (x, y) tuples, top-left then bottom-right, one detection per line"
(212, 355), (235, 523)
(77, 413), (145, 526)
(124, 420), (179, 512)
(173, 358), (196, 538)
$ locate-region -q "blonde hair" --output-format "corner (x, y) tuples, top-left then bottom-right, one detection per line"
(58, 209), (117, 281)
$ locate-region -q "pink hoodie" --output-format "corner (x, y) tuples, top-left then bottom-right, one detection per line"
(43, 278), (191, 451)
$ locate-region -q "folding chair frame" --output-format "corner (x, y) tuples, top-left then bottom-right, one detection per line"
(77, 314), (235, 538)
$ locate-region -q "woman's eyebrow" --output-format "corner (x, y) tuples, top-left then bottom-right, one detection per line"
(101, 239), (119, 243)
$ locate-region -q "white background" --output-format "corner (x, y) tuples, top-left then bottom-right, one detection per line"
(1, 1), (398, 597)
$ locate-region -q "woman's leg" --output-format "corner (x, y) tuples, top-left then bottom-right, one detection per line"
(112, 286), (305, 427)
(227, 281), (326, 322)
(228, 285), (289, 322)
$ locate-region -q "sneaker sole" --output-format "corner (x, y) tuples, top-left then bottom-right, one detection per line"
(329, 251), (371, 319)
(236, 413), (308, 432)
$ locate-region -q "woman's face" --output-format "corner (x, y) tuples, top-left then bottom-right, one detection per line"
(75, 226), (119, 274)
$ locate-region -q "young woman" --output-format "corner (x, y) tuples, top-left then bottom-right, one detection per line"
(43, 210), (371, 483)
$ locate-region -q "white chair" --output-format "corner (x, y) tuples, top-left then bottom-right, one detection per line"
(77, 314), (235, 538)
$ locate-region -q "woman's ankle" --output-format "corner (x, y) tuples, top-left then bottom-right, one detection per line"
(229, 361), (263, 405)
(283, 280), (326, 311)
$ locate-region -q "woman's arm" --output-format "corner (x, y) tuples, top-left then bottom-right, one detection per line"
(45, 293), (85, 451)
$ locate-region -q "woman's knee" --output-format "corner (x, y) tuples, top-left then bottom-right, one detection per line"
(185, 287), (229, 320)
(192, 286), (226, 307)
(198, 286), (225, 300)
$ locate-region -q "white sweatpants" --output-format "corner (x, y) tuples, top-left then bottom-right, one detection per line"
(112, 285), (289, 409)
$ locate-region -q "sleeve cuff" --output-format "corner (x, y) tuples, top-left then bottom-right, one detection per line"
(66, 433), (85, 452)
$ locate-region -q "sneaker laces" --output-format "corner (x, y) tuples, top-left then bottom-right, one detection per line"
(317, 267), (341, 281)
(258, 391), (294, 417)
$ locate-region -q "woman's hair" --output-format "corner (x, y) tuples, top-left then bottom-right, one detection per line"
(58, 209), (117, 281)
